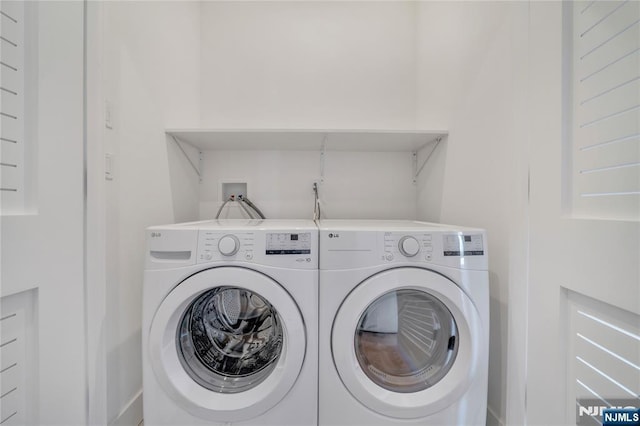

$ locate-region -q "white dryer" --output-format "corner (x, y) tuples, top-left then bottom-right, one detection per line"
(318, 220), (489, 425)
(142, 219), (318, 426)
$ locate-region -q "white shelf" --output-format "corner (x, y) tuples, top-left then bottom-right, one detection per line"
(166, 129), (447, 152)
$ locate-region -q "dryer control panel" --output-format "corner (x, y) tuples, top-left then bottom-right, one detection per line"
(384, 232), (437, 262)
(320, 229), (487, 270)
(386, 232), (485, 267)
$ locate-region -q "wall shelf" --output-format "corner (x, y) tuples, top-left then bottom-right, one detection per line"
(166, 129), (447, 152)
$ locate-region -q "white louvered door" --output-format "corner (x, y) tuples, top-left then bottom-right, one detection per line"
(0, 1), (87, 425)
(569, 0), (639, 220)
(0, 290), (36, 426)
(0, 0), (25, 213)
(526, 2), (640, 425)
(568, 291), (640, 426)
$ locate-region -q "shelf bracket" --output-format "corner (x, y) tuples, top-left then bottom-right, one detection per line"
(170, 135), (202, 181)
(413, 136), (443, 184)
(412, 151), (418, 185)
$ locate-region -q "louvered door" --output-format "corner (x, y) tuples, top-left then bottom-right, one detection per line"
(0, 0), (25, 213)
(526, 2), (640, 425)
(569, 0), (640, 220)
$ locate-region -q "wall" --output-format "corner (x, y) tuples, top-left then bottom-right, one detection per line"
(416, 3), (529, 425)
(418, 2), (527, 425)
(415, 1), (516, 222)
(102, 2), (201, 424)
(197, 1), (426, 220)
(199, 1), (418, 129)
(415, 2), (512, 130)
(199, 150), (417, 220)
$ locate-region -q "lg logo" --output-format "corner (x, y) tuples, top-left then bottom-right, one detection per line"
(328, 233), (340, 238)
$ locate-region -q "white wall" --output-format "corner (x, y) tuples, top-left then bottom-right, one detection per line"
(197, 1), (424, 221)
(102, 2), (201, 424)
(415, 2), (511, 130)
(199, 1), (418, 129)
(415, 3), (528, 425)
(199, 150), (417, 220)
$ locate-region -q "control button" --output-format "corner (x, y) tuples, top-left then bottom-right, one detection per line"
(425, 245), (433, 252)
(399, 236), (420, 257)
(385, 253), (394, 261)
(425, 253), (433, 261)
(244, 251), (253, 260)
(218, 234), (240, 256)
(204, 252), (213, 261)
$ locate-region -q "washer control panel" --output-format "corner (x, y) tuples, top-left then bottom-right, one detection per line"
(199, 231), (255, 263)
(197, 230), (317, 268)
(266, 232), (312, 255)
(218, 234), (240, 256)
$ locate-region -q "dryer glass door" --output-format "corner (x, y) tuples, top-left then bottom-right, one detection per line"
(331, 267), (484, 419)
(355, 289), (458, 393)
(177, 286), (283, 394)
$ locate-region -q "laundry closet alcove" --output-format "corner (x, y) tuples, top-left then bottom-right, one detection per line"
(165, 128), (448, 221)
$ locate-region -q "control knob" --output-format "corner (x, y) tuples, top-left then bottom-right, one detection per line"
(218, 234), (240, 256)
(398, 236), (420, 257)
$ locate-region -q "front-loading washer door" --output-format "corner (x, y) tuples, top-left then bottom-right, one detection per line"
(149, 266), (306, 422)
(332, 267), (484, 419)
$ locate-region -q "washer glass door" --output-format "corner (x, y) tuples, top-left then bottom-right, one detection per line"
(149, 266), (306, 422)
(177, 286), (283, 393)
(355, 289), (458, 393)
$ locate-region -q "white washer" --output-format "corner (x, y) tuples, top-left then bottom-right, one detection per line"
(318, 220), (489, 425)
(142, 219), (318, 426)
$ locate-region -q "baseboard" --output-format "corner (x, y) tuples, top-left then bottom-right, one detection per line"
(487, 405), (505, 426)
(110, 390), (143, 426)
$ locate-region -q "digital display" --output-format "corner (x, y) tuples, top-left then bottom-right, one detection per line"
(443, 234), (484, 256)
(266, 232), (311, 255)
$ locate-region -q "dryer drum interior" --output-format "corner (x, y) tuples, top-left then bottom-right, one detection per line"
(176, 286), (284, 394)
(355, 289), (459, 393)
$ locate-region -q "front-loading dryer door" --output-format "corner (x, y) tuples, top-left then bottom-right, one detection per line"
(332, 267), (484, 419)
(149, 266), (306, 422)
